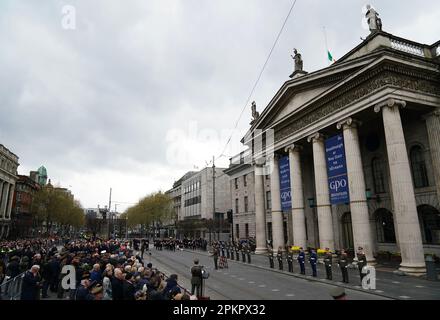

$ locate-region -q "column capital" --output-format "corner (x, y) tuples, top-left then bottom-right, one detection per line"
(252, 157), (266, 167)
(336, 117), (362, 130)
(422, 109), (440, 121)
(374, 98), (407, 113)
(285, 144), (303, 153)
(307, 132), (325, 143)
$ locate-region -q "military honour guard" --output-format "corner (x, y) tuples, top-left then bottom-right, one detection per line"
(268, 247), (274, 269)
(277, 247), (283, 271)
(357, 247), (367, 284)
(338, 249), (349, 283)
(246, 244), (251, 264)
(286, 247), (294, 273)
(324, 248), (333, 280)
(309, 248), (318, 277)
(297, 247), (306, 275)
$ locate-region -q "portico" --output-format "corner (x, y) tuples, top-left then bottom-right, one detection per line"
(238, 29), (440, 275)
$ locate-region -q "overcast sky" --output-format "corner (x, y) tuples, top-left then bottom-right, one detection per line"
(1, 0), (439, 212)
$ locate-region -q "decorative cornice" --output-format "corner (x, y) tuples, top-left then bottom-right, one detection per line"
(336, 117), (362, 130)
(374, 98), (407, 113)
(275, 66), (440, 143)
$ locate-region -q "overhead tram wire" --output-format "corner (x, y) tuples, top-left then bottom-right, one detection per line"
(213, 0), (299, 164)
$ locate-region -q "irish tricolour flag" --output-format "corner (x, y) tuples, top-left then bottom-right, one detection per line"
(327, 50), (336, 63)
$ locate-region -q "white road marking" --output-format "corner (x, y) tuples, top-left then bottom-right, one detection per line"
(223, 273), (228, 275)
(271, 289), (280, 292)
(248, 281), (255, 284)
(392, 281), (400, 284)
(375, 290), (384, 293)
(238, 278), (245, 280)
(416, 285), (425, 288)
(258, 284), (266, 287)
(286, 294), (295, 297)
(231, 275), (237, 277)
(399, 296), (411, 299)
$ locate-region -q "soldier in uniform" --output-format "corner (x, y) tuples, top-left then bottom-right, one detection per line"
(338, 250), (349, 283)
(220, 242), (225, 257)
(226, 242), (230, 259)
(246, 244), (251, 264)
(229, 243), (234, 260)
(268, 248), (274, 268)
(241, 245), (246, 263)
(357, 247), (367, 284)
(323, 248), (333, 280)
(277, 247), (283, 271)
(235, 244), (240, 261)
(309, 249), (318, 277)
(297, 247), (306, 275)
(212, 245), (219, 270)
(286, 247), (293, 273)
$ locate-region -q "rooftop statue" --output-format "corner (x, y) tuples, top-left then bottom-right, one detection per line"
(289, 48), (305, 78)
(250, 101), (260, 125)
(366, 5), (382, 33)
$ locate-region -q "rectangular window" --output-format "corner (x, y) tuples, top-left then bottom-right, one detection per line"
(244, 196), (248, 212)
(235, 198), (239, 214)
(235, 178), (238, 189)
(245, 223), (249, 238)
(243, 174), (247, 187)
(266, 191), (271, 210)
(236, 224), (240, 239)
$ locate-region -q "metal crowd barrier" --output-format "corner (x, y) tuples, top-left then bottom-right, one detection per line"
(0, 272), (25, 300)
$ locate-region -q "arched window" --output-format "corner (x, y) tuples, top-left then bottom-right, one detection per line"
(375, 209), (396, 243)
(410, 146), (429, 188)
(372, 158), (387, 194)
(418, 205), (440, 244)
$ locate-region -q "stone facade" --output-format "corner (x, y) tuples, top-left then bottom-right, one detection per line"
(0, 144), (19, 239)
(226, 30), (440, 276)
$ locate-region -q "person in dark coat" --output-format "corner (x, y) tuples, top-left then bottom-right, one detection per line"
(20, 265), (41, 300)
(123, 273), (136, 300)
(162, 274), (181, 299)
(111, 268), (124, 300)
(6, 256), (20, 278)
(75, 279), (95, 300)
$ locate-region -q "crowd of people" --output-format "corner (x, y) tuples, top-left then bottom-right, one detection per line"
(0, 237), (197, 301)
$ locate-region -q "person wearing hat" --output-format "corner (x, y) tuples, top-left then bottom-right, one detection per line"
(338, 250), (349, 283)
(286, 247), (293, 273)
(330, 287), (347, 300)
(267, 247), (274, 269)
(356, 247), (367, 284)
(297, 247), (306, 275)
(309, 248), (318, 277)
(276, 247), (283, 271)
(324, 248), (333, 280)
(190, 259), (203, 297)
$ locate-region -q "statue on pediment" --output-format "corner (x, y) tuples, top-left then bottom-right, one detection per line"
(250, 101), (260, 125)
(366, 5), (382, 33)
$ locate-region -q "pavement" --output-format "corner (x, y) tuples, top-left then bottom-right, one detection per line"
(141, 248), (392, 300)
(172, 248), (440, 300)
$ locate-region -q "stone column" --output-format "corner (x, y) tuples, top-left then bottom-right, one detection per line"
(0, 182), (9, 219)
(269, 155), (285, 251)
(337, 118), (375, 263)
(5, 184), (14, 220)
(285, 144), (307, 249)
(424, 110), (440, 200)
(307, 133), (335, 250)
(375, 99), (426, 275)
(254, 158), (268, 254)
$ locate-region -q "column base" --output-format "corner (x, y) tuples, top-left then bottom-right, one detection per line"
(398, 265), (427, 277)
(255, 247), (268, 255)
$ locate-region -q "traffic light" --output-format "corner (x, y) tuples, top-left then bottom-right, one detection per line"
(227, 210), (233, 224)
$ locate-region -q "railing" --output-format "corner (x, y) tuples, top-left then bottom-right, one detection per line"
(391, 39), (425, 57)
(0, 272), (25, 300)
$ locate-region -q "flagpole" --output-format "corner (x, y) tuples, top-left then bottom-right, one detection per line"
(323, 26), (330, 66)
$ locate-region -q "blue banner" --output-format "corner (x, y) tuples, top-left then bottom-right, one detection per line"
(325, 134), (350, 205)
(279, 156), (292, 211)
